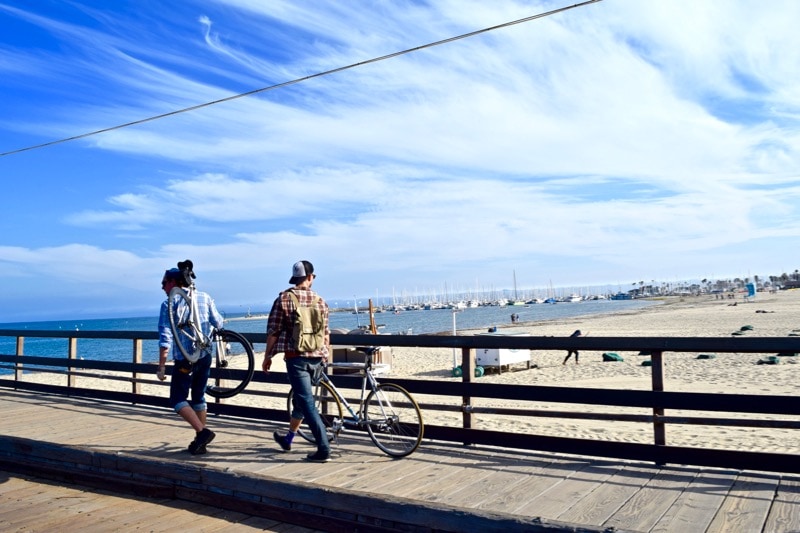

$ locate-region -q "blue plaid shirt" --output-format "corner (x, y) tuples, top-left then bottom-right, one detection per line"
(158, 289), (223, 360)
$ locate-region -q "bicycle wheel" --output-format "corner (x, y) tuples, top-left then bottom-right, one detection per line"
(205, 329), (255, 399)
(288, 379), (343, 444)
(365, 383), (423, 458)
(167, 286), (197, 361)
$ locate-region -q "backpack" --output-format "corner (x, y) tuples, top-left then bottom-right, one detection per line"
(287, 291), (325, 353)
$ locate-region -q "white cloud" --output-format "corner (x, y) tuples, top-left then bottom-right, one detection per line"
(1, 0), (799, 321)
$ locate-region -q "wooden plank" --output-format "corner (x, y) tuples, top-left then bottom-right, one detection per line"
(2, 388), (795, 532)
(312, 456), (406, 492)
(331, 454), (434, 492)
(310, 453), (400, 486)
(650, 469), (738, 532)
(763, 478), (800, 533)
(424, 450), (565, 506)
(0, 472), (317, 532)
(512, 461), (624, 517)
(477, 459), (597, 514)
(427, 464), (533, 507)
(380, 460), (462, 499)
(557, 465), (657, 526)
(706, 475), (779, 533)
(603, 468), (698, 531)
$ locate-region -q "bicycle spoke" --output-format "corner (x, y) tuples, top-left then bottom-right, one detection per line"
(365, 383), (423, 457)
(289, 380), (343, 444)
(205, 329), (254, 399)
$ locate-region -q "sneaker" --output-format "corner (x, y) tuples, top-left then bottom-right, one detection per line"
(186, 436), (200, 453)
(305, 450), (331, 463)
(273, 431), (291, 452)
(189, 428), (215, 455)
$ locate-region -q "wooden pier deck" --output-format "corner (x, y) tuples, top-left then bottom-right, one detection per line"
(1, 388), (799, 532)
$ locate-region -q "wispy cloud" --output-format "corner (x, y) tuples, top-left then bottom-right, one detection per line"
(1, 0), (799, 320)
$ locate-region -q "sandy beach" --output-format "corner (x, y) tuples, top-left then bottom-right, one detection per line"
(386, 289), (800, 454)
(9, 290), (800, 455)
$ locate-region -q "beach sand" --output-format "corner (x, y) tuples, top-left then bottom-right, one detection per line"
(10, 290), (800, 454)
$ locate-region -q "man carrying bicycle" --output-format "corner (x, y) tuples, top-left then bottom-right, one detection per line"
(157, 261), (223, 455)
(263, 260), (332, 463)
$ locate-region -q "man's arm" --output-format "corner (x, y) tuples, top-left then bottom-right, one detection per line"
(157, 300), (172, 381)
(157, 347), (168, 381)
(262, 332), (279, 373)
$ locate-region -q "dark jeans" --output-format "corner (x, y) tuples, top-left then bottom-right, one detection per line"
(286, 356), (330, 454)
(564, 350), (579, 363)
(169, 352), (211, 412)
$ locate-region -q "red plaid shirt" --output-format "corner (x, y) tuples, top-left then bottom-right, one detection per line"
(266, 288), (329, 359)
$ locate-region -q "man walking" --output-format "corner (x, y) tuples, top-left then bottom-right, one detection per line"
(563, 329), (587, 365)
(157, 260), (223, 455)
(263, 260), (332, 462)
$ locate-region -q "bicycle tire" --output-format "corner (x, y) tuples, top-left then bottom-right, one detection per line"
(365, 383), (424, 458)
(205, 329), (255, 399)
(288, 379), (343, 444)
(167, 286), (197, 362)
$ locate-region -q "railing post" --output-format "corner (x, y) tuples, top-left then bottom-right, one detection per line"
(67, 338), (77, 388)
(132, 338), (143, 398)
(15, 336), (24, 384)
(461, 347), (474, 445)
(651, 350), (666, 453)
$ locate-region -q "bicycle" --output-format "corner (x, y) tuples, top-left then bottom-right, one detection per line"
(286, 347), (424, 458)
(168, 284), (255, 399)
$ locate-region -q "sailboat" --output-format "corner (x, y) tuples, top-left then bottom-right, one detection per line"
(508, 270), (525, 306)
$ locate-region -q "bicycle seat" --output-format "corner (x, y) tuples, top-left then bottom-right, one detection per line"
(355, 346), (378, 356)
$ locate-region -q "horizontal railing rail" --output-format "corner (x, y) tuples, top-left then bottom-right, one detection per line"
(2, 329), (799, 474)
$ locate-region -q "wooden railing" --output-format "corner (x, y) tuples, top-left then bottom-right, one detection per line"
(2, 329), (800, 474)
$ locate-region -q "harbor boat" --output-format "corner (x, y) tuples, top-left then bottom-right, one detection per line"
(508, 270), (525, 306)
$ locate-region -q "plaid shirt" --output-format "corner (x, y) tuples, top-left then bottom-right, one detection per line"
(266, 288), (329, 358)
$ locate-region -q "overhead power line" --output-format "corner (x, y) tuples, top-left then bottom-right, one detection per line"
(1, 0), (602, 158)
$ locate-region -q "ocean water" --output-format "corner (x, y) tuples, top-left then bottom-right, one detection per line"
(0, 299), (658, 372)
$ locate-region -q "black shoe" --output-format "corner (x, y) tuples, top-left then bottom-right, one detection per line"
(273, 431), (291, 452)
(305, 450), (331, 463)
(189, 428), (215, 455)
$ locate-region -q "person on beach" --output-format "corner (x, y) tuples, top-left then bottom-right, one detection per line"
(157, 260), (223, 455)
(563, 329), (586, 365)
(264, 260), (332, 463)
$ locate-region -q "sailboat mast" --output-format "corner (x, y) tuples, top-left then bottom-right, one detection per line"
(513, 270), (518, 300)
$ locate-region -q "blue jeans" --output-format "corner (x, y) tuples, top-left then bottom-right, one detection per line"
(169, 351), (211, 413)
(286, 356), (330, 454)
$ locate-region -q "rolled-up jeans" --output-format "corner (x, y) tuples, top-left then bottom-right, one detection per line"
(286, 356), (330, 454)
(170, 351), (211, 413)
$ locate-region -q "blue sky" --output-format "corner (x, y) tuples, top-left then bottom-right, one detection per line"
(1, 0), (799, 322)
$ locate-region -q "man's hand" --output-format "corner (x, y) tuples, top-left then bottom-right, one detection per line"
(157, 365), (166, 381)
(262, 357), (272, 374)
